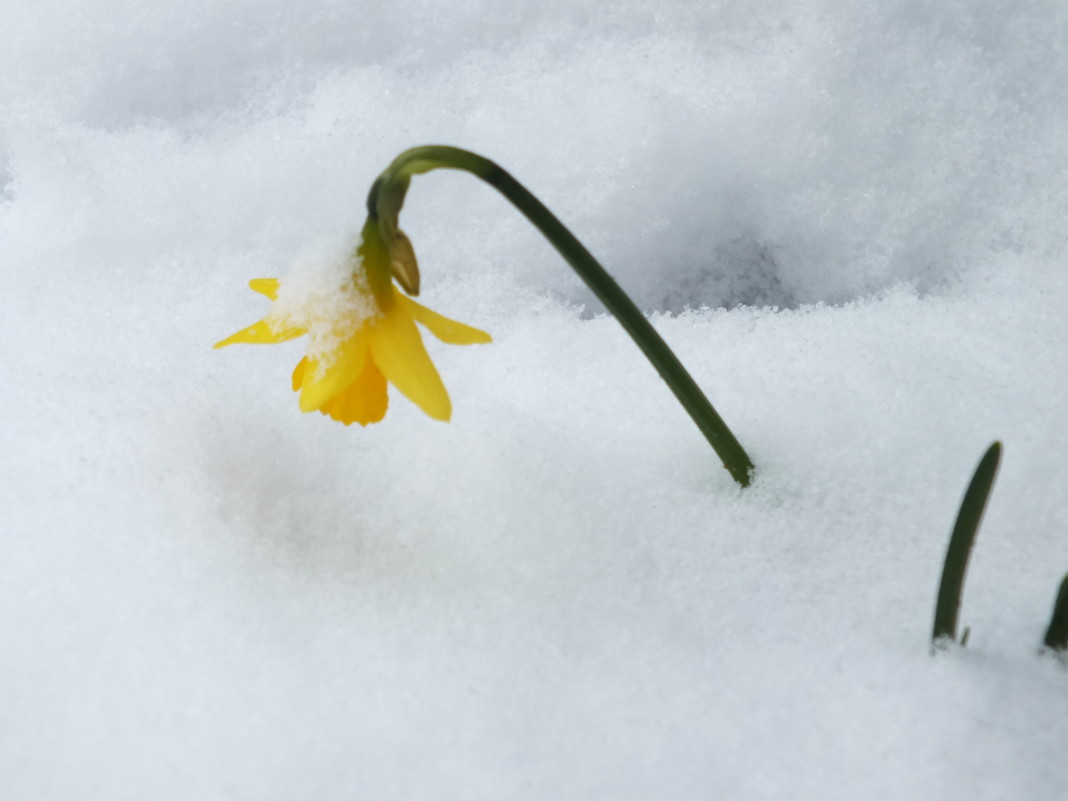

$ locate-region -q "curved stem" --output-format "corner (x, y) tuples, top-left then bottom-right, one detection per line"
(372, 145), (755, 487)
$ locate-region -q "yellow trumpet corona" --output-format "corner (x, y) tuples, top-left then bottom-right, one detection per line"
(215, 220), (491, 426)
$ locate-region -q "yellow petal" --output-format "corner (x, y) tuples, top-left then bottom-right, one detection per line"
(368, 305), (451, 421)
(291, 357), (308, 391)
(298, 330), (370, 412)
(249, 278), (281, 300)
(319, 356), (389, 426)
(396, 294), (492, 345)
(213, 319), (305, 349)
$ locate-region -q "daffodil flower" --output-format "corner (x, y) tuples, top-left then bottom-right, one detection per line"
(217, 145), (752, 486)
(215, 220), (491, 426)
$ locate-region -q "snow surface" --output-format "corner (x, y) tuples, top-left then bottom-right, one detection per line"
(2, 1), (1067, 799)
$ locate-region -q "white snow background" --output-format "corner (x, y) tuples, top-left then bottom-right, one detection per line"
(1, 1), (1067, 798)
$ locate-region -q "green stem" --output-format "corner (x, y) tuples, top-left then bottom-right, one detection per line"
(932, 441), (1002, 649)
(372, 145), (755, 487)
(1043, 573), (1068, 652)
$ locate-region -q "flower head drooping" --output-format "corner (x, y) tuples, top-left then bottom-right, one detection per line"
(214, 219), (491, 425)
(216, 145), (752, 485)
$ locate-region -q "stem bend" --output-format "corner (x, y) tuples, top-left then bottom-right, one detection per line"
(371, 146), (755, 487)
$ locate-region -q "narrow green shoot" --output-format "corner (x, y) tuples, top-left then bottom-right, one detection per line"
(1042, 573), (1068, 653)
(931, 441), (1002, 650)
(368, 145), (755, 487)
